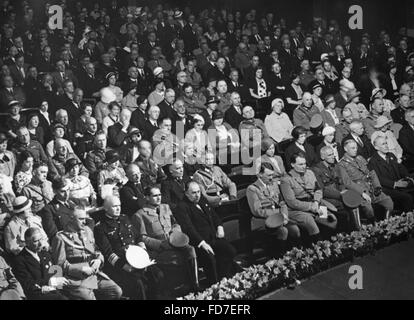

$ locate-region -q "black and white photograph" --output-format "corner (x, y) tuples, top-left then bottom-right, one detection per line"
(0, 0), (414, 308)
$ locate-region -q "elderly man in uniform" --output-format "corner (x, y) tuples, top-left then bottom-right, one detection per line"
(151, 117), (181, 166)
(293, 92), (320, 130)
(11, 126), (48, 167)
(312, 146), (357, 232)
(161, 159), (192, 213)
(51, 207), (122, 300)
(280, 152), (337, 244)
(4, 196), (49, 256)
(22, 162), (54, 214)
(338, 139), (394, 223)
(85, 130), (109, 185)
(335, 108), (354, 145)
(136, 140), (167, 189)
(175, 181), (237, 286)
(94, 196), (163, 300)
(239, 105), (269, 150)
(13, 227), (69, 300)
(193, 152), (237, 207)
(363, 97), (391, 138)
(247, 162), (301, 257)
(134, 187), (199, 293)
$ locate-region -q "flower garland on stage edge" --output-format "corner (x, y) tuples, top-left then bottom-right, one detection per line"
(179, 213), (414, 300)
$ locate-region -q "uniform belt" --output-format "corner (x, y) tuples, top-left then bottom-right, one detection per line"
(67, 254), (97, 264)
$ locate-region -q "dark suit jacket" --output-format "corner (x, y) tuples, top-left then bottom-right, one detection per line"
(175, 197), (222, 246)
(284, 142), (318, 169)
(342, 133), (375, 160)
(161, 175), (191, 212)
(119, 181), (146, 216)
(224, 106), (244, 130)
(38, 198), (74, 239)
(12, 249), (54, 298)
(143, 120), (159, 141)
(131, 108), (147, 133)
(368, 152), (409, 190)
(57, 94), (83, 120)
(157, 100), (176, 121)
(107, 122), (129, 148)
(399, 124), (414, 161)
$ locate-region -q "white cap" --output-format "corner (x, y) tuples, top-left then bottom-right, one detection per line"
(322, 126), (336, 136)
(153, 67), (163, 76)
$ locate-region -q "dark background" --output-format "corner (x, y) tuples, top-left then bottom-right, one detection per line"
(22, 0), (414, 36)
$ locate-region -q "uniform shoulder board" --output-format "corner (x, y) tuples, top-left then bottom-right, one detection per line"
(95, 221), (101, 226)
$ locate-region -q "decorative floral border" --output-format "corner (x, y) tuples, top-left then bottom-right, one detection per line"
(179, 213), (414, 300)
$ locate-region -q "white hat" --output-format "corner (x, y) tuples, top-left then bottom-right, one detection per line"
(153, 67), (163, 77)
(125, 245), (155, 269)
(100, 87), (116, 104)
(320, 53), (329, 61)
(322, 126), (336, 136)
(13, 196), (32, 214)
(193, 114), (205, 124)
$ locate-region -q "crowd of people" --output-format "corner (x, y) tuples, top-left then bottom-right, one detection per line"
(1, 0), (414, 300)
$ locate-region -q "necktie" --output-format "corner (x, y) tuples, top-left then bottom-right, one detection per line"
(357, 137), (364, 146)
(20, 68), (25, 79)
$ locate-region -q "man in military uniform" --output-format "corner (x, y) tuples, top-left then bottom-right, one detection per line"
(246, 162), (300, 257)
(136, 140), (167, 189)
(239, 105), (269, 150)
(94, 196), (163, 300)
(312, 146), (357, 232)
(0, 255), (25, 300)
(11, 126), (49, 167)
(76, 117), (98, 160)
(280, 152), (337, 244)
(363, 97), (391, 138)
(85, 130), (109, 185)
(38, 178), (81, 240)
(337, 139), (394, 223)
(193, 152), (237, 207)
(51, 207), (122, 300)
(335, 108), (353, 145)
(22, 162), (54, 214)
(293, 92), (320, 130)
(135, 187), (198, 292)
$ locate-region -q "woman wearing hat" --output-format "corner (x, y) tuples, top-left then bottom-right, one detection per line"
(64, 158), (97, 208)
(208, 110), (240, 163)
(264, 98), (293, 143)
(311, 82), (324, 112)
(4, 196), (48, 255)
(97, 150), (127, 196)
(26, 113), (45, 146)
(74, 103), (94, 137)
(316, 126), (340, 162)
(6, 100), (26, 140)
(285, 73), (305, 119)
(148, 78), (165, 107)
(255, 138), (287, 183)
(370, 88), (395, 113)
(284, 126), (318, 169)
(121, 82), (139, 112)
(13, 151), (34, 194)
(371, 115), (403, 162)
(95, 87), (116, 125)
(102, 101), (121, 136)
(104, 72), (123, 103)
(185, 114), (212, 160)
(0, 133), (16, 177)
(344, 91), (369, 120)
(45, 123), (74, 158)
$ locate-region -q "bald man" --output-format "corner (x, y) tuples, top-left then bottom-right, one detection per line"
(293, 92), (321, 130)
(94, 196), (164, 299)
(175, 182), (237, 286)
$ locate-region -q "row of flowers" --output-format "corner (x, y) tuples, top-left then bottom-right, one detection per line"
(180, 213), (414, 300)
